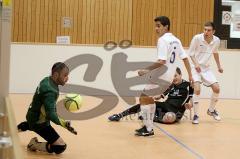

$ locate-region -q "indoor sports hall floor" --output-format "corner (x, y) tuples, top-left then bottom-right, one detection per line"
(11, 94), (240, 159)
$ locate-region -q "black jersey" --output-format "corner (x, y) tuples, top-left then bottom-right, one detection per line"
(164, 80), (193, 109)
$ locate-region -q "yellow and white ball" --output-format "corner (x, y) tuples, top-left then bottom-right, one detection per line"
(64, 94), (83, 112)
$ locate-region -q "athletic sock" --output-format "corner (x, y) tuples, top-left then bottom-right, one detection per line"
(193, 94), (200, 116)
(140, 103), (156, 132)
(209, 92), (219, 112)
(119, 104), (141, 117)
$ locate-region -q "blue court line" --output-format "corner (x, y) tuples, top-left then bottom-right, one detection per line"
(154, 124), (204, 159)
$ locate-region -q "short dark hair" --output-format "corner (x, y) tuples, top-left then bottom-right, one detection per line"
(154, 16), (170, 30)
(204, 21), (215, 30)
(176, 67), (182, 75)
(51, 62), (69, 75)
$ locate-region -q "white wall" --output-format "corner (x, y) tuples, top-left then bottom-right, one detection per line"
(10, 44), (240, 99)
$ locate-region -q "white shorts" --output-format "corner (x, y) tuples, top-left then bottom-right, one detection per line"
(142, 66), (172, 96)
(192, 67), (218, 86)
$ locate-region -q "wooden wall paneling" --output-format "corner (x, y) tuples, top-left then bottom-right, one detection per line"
(85, 0), (91, 44)
(89, 0), (95, 44)
(35, 0), (40, 42)
(30, 0), (36, 42)
(43, 0), (48, 43)
(26, 0), (32, 42)
(127, 0), (132, 42)
(146, 0), (153, 46)
(197, 0), (203, 35)
(139, 0), (145, 45)
(101, 0), (107, 43)
(116, 0), (124, 43)
(22, 0), (27, 42)
(47, 0), (53, 43)
(205, 0), (211, 22)
(68, 0), (74, 43)
(56, 0), (61, 42)
(105, 0), (111, 42)
(13, 0), (19, 41)
(110, 0), (116, 42)
(11, 0), (214, 46)
(95, 0), (99, 44)
(72, 0), (77, 43)
(131, 0), (138, 45)
(51, 0), (57, 43)
(210, 0), (214, 22)
(39, 0), (44, 42)
(114, 0), (120, 43)
(76, 0), (83, 44)
(170, 0), (176, 35)
(151, 0), (157, 45)
(81, 0), (87, 44)
(65, 0), (70, 37)
(18, 0), (23, 42)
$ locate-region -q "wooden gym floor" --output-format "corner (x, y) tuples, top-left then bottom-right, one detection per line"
(10, 94), (240, 159)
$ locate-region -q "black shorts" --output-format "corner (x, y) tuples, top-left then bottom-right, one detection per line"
(33, 125), (60, 144)
(155, 101), (185, 122)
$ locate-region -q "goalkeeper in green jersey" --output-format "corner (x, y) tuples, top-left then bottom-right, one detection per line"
(17, 62), (77, 154)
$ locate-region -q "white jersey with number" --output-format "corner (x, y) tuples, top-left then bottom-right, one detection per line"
(156, 33), (187, 83)
(188, 33), (220, 70)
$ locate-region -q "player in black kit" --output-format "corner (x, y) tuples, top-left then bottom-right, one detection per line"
(108, 67), (193, 124)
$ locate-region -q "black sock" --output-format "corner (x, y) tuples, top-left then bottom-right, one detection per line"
(119, 104), (141, 117)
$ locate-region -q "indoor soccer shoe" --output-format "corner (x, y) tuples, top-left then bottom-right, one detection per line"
(17, 121), (29, 132)
(207, 109), (221, 121)
(192, 115), (199, 124)
(27, 137), (38, 151)
(153, 115), (161, 123)
(138, 115), (143, 121)
(108, 114), (121, 121)
(135, 125), (146, 133)
(135, 126), (154, 136)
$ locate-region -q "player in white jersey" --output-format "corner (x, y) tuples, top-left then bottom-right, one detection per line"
(136, 16), (193, 136)
(188, 22), (223, 124)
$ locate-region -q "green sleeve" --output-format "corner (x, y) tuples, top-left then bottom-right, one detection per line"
(43, 91), (67, 128)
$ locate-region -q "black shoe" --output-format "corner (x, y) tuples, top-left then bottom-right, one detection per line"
(138, 115), (143, 120)
(108, 114), (121, 121)
(135, 125), (146, 133)
(135, 126), (154, 136)
(17, 121), (29, 132)
(153, 115), (160, 123)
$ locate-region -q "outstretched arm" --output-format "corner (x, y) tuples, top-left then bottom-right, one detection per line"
(139, 38), (168, 76)
(43, 92), (77, 135)
(138, 60), (166, 76)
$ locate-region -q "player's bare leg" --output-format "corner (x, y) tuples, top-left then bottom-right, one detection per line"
(192, 82), (201, 124)
(207, 83), (221, 121)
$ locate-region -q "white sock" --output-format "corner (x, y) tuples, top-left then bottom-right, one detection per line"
(193, 94), (200, 116)
(209, 92), (219, 112)
(140, 103), (156, 132)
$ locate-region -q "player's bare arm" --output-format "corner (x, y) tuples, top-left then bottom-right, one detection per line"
(213, 53), (223, 73)
(190, 56), (201, 73)
(138, 59), (166, 76)
(182, 58), (193, 83)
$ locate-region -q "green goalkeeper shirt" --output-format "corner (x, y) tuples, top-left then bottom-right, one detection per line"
(26, 76), (66, 130)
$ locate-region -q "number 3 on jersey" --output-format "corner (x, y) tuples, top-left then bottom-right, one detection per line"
(170, 51), (175, 63)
